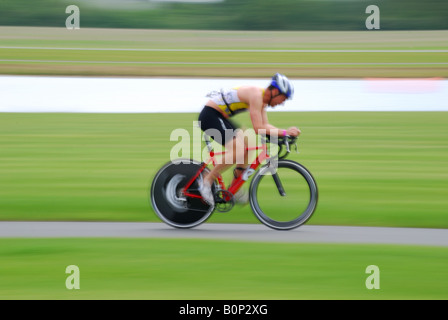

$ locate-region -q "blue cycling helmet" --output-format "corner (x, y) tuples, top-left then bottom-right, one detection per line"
(270, 73), (294, 99)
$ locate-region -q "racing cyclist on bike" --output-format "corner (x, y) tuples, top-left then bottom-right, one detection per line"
(198, 73), (301, 206)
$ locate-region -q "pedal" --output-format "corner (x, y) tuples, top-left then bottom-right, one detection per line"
(214, 190), (235, 213)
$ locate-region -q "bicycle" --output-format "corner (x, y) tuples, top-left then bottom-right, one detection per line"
(150, 134), (318, 230)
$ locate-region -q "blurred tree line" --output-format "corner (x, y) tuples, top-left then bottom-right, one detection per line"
(0, 0), (446, 30)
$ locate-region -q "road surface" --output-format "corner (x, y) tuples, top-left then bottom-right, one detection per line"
(0, 222), (447, 246)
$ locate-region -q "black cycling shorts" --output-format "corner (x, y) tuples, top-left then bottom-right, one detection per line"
(198, 106), (238, 146)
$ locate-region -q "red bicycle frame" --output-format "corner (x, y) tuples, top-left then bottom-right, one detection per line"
(182, 139), (271, 200)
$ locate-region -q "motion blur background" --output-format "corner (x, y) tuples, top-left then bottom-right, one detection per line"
(0, 0), (447, 300)
(1, 0), (447, 30)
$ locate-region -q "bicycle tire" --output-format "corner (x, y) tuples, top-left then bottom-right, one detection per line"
(150, 159), (215, 229)
(249, 159), (318, 230)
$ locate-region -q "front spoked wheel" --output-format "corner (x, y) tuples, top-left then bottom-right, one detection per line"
(249, 160), (318, 230)
(150, 159), (215, 229)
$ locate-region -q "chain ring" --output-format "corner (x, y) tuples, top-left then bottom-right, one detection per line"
(214, 189), (235, 213)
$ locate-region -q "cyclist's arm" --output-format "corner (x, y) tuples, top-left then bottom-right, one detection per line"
(248, 93), (281, 136)
(249, 97), (289, 137)
(260, 109), (285, 135)
(242, 86), (298, 137)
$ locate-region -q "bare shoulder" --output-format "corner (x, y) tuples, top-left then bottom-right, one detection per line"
(236, 86), (264, 103)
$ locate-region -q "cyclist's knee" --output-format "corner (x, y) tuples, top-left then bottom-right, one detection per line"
(231, 137), (247, 164)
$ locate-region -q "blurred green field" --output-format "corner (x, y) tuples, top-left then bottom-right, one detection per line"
(1, 238), (447, 300)
(1, 26), (447, 301)
(1, 112), (447, 228)
(1, 27), (447, 78)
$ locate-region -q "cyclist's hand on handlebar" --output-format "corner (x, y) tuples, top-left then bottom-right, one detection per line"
(286, 126), (301, 137)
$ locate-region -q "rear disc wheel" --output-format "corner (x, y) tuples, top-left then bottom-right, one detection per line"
(150, 159), (215, 228)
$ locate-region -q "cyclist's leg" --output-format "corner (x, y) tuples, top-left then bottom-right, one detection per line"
(230, 131), (249, 183)
(230, 131), (251, 204)
(198, 107), (240, 204)
(199, 107), (242, 185)
(205, 131), (250, 205)
(199, 136), (237, 205)
(204, 132), (244, 185)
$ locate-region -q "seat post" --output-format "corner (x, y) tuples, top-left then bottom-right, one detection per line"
(204, 134), (214, 153)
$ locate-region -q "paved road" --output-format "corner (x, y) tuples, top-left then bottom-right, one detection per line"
(1, 221), (447, 246)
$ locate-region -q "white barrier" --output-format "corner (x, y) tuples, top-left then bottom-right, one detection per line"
(1, 76), (446, 113)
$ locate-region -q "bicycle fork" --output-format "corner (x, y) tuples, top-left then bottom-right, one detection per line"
(265, 164), (286, 197)
(272, 172), (286, 197)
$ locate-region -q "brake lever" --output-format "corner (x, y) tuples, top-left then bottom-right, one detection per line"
(284, 135), (291, 153)
(289, 136), (299, 154)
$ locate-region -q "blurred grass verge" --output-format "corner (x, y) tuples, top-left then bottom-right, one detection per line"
(0, 27), (447, 78)
(0, 112), (447, 228)
(0, 238), (447, 300)
(1, 0), (447, 31)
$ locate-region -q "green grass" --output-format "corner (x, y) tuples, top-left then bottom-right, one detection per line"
(1, 112), (447, 228)
(0, 238), (447, 300)
(1, 27), (447, 302)
(3, 48), (447, 64)
(2, 28), (447, 50)
(1, 27), (447, 78)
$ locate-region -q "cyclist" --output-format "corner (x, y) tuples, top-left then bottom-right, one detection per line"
(198, 73), (300, 206)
